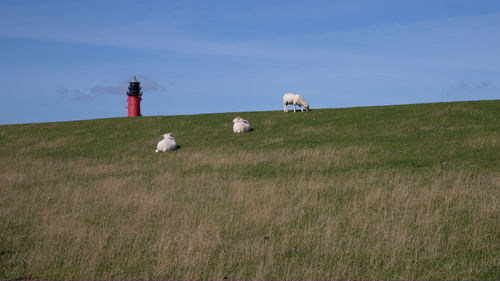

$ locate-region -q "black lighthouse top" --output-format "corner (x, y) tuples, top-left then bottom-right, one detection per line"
(127, 76), (142, 96)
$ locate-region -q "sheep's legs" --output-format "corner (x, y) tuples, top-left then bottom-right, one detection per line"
(293, 104), (297, 112)
(283, 104), (288, 112)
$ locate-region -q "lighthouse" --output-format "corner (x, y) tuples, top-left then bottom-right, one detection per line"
(127, 76), (142, 117)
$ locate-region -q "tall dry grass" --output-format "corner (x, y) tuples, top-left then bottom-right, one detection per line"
(1, 146), (498, 279)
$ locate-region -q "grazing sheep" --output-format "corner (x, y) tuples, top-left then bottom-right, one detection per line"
(233, 116), (251, 133)
(155, 133), (178, 152)
(283, 93), (310, 112)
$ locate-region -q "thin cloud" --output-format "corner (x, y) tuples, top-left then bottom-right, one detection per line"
(450, 81), (492, 92)
(141, 77), (165, 92)
(478, 81), (491, 89)
(450, 81), (469, 91)
(57, 87), (91, 101)
(448, 80), (493, 99)
(90, 84), (125, 96)
(2, 6), (499, 66)
(90, 76), (165, 96)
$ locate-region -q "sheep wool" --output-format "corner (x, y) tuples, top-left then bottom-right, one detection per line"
(283, 93), (310, 112)
(233, 116), (251, 133)
(155, 133), (178, 152)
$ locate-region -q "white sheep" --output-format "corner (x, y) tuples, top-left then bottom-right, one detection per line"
(155, 133), (178, 152)
(233, 116), (251, 133)
(283, 93), (310, 112)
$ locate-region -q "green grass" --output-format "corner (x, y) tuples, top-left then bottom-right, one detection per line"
(0, 100), (499, 280)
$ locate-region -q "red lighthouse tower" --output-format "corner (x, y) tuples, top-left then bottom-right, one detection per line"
(127, 76), (142, 117)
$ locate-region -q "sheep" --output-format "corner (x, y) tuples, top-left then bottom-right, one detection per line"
(155, 133), (178, 152)
(233, 116), (251, 133)
(283, 93), (310, 112)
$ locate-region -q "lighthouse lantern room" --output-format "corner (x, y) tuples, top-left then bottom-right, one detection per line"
(127, 76), (142, 117)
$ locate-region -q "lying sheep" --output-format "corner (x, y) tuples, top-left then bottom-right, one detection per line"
(155, 133), (178, 152)
(233, 116), (251, 133)
(283, 93), (310, 112)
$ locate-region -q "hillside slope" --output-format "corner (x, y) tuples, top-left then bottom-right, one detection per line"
(0, 100), (499, 279)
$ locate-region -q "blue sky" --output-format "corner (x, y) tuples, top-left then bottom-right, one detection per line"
(0, 0), (499, 124)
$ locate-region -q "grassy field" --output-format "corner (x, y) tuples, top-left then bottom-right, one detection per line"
(0, 100), (499, 280)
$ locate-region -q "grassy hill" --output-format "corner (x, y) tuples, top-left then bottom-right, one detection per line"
(0, 100), (499, 280)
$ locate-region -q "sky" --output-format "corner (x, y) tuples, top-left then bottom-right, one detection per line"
(0, 0), (499, 125)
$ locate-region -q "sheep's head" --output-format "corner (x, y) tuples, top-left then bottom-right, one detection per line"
(233, 116), (242, 123)
(303, 102), (310, 111)
(163, 132), (172, 138)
